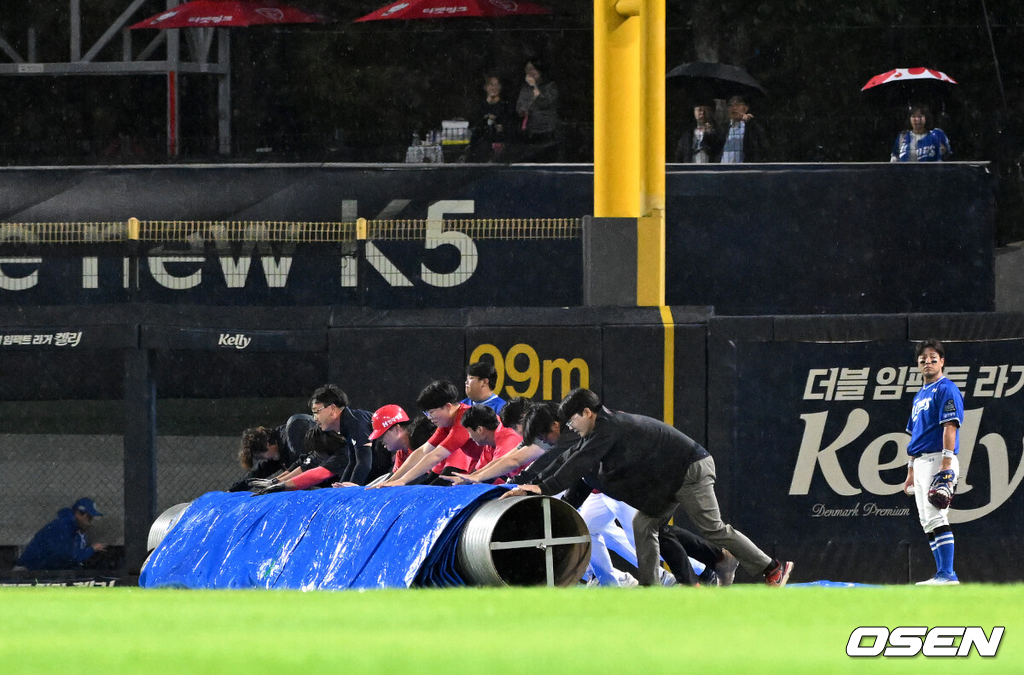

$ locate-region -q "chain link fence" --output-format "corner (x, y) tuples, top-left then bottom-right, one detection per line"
(0, 216), (583, 571)
(0, 354), (319, 571)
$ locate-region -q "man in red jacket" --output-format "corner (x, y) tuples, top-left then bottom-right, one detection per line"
(460, 404), (523, 477)
(376, 381), (487, 487)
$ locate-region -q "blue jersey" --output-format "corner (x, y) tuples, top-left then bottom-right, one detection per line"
(891, 129), (951, 162)
(906, 376), (963, 457)
(16, 508), (95, 570)
(461, 394), (506, 414)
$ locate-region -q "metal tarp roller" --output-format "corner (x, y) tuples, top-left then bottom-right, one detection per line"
(140, 486), (591, 589)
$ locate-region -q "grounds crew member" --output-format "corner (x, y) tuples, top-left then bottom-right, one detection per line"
(17, 497), (108, 570)
(504, 388), (794, 587)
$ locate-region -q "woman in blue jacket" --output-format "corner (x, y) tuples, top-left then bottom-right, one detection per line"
(891, 105), (951, 162)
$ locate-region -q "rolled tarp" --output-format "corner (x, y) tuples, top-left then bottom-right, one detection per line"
(140, 485), (507, 590)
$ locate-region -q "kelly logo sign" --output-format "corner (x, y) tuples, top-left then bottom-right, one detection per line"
(789, 360), (1024, 524)
(218, 333), (251, 350)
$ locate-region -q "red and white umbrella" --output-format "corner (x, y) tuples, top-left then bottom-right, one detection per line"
(861, 68), (957, 91)
(354, 0), (551, 22)
(129, 0), (326, 29)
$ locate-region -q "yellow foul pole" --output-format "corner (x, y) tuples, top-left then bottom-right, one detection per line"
(594, 1), (671, 423)
(593, 0), (666, 306)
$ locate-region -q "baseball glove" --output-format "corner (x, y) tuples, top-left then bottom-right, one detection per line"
(928, 469), (956, 509)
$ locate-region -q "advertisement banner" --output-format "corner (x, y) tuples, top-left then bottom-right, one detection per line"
(141, 326), (326, 352)
(0, 325), (134, 350)
(0, 240), (581, 308)
(0, 163), (994, 313)
(0, 166), (587, 307)
(711, 339), (1024, 581)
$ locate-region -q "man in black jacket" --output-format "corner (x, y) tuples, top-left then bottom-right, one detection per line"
(252, 384), (377, 494)
(504, 388), (793, 587)
(720, 95), (770, 163)
(228, 414), (316, 492)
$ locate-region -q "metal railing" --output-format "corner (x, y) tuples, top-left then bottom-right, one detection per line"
(0, 218), (583, 244)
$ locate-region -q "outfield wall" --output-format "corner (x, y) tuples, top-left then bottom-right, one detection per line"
(0, 162), (996, 314)
(1, 306), (1021, 583)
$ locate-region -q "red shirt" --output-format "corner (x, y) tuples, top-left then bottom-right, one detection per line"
(393, 448), (412, 473)
(472, 423), (524, 475)
(426, 404), (485, 473)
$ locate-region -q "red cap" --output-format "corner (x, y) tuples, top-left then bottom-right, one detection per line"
(368, 404), (410, 440)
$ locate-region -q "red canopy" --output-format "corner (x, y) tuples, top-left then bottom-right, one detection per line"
(861, 68), (957, 91)
(354, 0), (551, 22)
(129, 0), (326, 29)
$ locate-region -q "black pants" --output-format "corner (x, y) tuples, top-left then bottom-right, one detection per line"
(658, 524), (723, 586)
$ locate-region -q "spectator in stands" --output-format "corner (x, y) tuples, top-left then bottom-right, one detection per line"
(462, 360), (506, 413)
(374, 380), (486, 486)
(720, 94), (769, 163)
(252, 384), (378, 494)
(891, 104), (951, 162)
(227, 414), (316, 492)
(16, 498), (108, 571)
(505, 58), (560, 163)
(465, 74), (516, 163)
(674, 101), (724, 163)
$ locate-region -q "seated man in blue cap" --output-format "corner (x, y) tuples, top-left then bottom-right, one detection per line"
(16, 498), (108, 570)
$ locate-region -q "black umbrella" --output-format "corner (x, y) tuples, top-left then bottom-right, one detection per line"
(666, 61), (766, 100)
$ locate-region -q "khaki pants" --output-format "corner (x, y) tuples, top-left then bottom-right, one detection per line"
(633, 456), (772, 585)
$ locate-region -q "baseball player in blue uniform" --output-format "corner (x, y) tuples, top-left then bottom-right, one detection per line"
(461, 361), (507, 414)
(903, 339), (964, 585)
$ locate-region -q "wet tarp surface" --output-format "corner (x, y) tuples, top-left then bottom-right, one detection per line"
(140, 485), (506, 590)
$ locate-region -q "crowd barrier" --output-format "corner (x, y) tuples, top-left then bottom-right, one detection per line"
(1, 305), (1021, 584)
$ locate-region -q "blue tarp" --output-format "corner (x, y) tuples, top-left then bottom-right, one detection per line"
(140, 485), (506, 590)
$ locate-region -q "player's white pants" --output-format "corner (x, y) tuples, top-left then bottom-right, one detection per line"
(587, 532), (637, 586)
(579, 493), (704, 585)
(912, 453), (960, 533)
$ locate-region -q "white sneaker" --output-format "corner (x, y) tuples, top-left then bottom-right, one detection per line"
(916, 573), (960, 586)
(659, 570), (677, 587)
(619, 572), (639, 588)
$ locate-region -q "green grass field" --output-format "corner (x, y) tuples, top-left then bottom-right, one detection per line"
(1, 585), (1020, 674)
